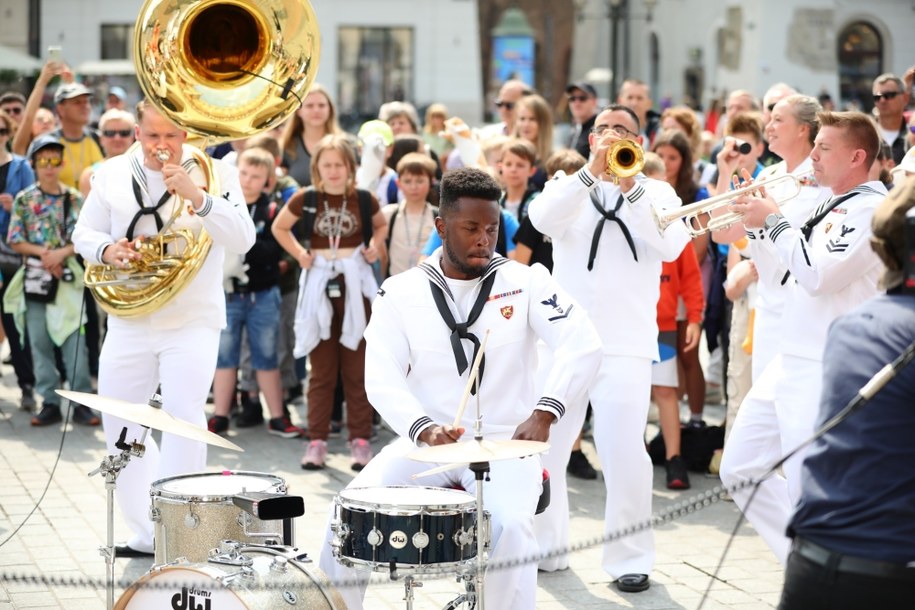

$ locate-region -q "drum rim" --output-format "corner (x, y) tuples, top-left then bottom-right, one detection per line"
(340, 554), (479, 574)
(150, 470), (286, 501)
(337, 485), (477, 512)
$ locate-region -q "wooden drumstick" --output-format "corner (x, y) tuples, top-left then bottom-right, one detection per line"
(452, 329), (490, 428)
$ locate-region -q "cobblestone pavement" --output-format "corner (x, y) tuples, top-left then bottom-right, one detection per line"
(0, 366), (784, 609)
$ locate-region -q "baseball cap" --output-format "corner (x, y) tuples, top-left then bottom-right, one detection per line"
(565, 81), (598, 99)
(870, 174), (915, 290)
(891, 147), (915, 184)
(27, 133), (64, 160)
(53, 82), (92, 105)
(358, 119), (394, 146)
(108, 86), (127, 101)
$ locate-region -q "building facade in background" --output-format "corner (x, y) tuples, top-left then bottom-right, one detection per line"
(1, 0), (912, 130)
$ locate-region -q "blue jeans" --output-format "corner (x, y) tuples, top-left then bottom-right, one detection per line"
(217, 287), (281, 370)
(25, 302), (92, 405)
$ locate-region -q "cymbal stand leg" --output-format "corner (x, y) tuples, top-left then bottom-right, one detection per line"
(88, 426), (147, 610)
(469, 460), (489, 610)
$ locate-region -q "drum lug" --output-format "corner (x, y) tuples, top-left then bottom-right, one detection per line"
(366, 527), (383, 547)
(148, 506), (160, 523)
(453, 527), (473, 548)
(412, 531), (429, 550)
(184, 510), (199, 529)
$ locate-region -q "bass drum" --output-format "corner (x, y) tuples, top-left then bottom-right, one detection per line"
(115, 545), (345, 609)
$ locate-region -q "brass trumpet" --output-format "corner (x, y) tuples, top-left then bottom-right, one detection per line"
(606, 139), (645, 180)
(653, 172), (808, 237)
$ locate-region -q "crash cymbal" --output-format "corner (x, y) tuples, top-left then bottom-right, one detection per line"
(56, 390), (243, 452)
(409, 438), (549, 464)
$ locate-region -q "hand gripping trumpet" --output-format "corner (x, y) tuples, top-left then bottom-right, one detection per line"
(652, 171), (809, 237)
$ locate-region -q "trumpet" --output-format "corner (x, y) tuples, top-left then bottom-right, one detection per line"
(653, 172), (808, 237)
(606, 139), (645, 181)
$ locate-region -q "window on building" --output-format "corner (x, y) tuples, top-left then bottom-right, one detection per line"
(101, 24), (132, 60)
(337, 27), (414, 130)
(838, 22), (882, 112)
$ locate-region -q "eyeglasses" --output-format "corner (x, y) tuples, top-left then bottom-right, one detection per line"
(0, 128), (9, 137)
(494, 100), (514, 110)
(568, 95), (590, 103)
(873, 91), (901, 102)
(34, 157), (63, 169)
(102, 129), (133, 138)
(591, 124), (638, 139)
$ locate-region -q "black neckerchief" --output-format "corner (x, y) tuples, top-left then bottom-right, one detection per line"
(779, 189), (865, 285)
(424, 261), (500, 395)
(126, 177), (172, 240)
(588, 189), (637, 270)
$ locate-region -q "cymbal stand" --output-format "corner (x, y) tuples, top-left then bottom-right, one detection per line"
(88, 425), (148, 610)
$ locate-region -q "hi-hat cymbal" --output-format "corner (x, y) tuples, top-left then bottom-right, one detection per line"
(56, 390), (243, 452)
(409, 438), (549, 464)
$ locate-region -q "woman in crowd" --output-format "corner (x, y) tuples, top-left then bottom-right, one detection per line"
(279, 83), (344, 187)
(511, 93), (553, 191)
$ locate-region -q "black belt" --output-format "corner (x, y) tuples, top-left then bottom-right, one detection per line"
(793, 537), (915, 581)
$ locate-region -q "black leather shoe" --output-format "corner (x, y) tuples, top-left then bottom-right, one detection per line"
(616, 573), (650, 592)
(114, 544), (153, 558)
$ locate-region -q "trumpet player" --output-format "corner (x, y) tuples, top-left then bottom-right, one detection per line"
(72, 101), (255, 557)
(528, 104), (691, 592)
(711, 95), (831, 382)
(719, 111), (887, 564)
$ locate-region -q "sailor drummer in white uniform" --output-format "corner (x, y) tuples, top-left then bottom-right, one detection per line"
(72, 100), (255, 556)
(317, 167), (601, 610)
(720, 110), (887, 563)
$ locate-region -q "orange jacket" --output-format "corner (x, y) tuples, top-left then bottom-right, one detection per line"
(656, 244), (705, 332)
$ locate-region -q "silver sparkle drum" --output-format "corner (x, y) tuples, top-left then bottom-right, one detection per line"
(331, 486), (489, 574)
(150, 471), (290, 564)
(114, 544), (345, 609)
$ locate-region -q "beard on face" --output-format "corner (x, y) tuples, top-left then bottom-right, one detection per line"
(444, 235), (487, 278)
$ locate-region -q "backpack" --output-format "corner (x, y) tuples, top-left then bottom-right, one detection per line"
(297, 187), (373, 250)
(647, 425), (725, 473)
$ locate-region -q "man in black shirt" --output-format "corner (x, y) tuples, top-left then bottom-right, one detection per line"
(566, 82), (599, 160)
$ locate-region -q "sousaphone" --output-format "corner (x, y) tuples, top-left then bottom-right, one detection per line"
(84, 0), (320, 317)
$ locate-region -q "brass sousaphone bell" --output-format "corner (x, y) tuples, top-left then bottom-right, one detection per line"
(84, 0), (321, 317)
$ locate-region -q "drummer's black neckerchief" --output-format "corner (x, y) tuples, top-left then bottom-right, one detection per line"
(428, 271), (497, 395)
(588, 188), (637, 270)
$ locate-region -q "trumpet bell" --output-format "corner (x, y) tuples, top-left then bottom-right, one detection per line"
(134, 0), (321, 142)
(606, 139), (645, 179)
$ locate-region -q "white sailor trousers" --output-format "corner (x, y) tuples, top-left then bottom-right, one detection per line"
(98, 316), (220, 552)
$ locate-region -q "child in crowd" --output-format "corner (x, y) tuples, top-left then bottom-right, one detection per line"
(499, 138), (541, 221)
(513, 148), (586, 269)
(208, 148), (303, 438)
(272, 134), (386, 471)
(381, 152), (438, 278)
(644, 152), (705, 489)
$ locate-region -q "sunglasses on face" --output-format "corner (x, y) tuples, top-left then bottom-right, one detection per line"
(102, 129), (133, 138)
(568, 95), (590, 103)
(34, 157), (63, 169)
(495, 100), (514, 110)
(873, 91), (901, 102)
(3, 107), (23, 115)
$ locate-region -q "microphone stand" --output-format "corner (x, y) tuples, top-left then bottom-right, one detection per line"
(698, 338), (915, 610)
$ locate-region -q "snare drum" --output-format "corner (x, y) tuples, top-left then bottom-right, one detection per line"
(115, 544), (345, 609)
(331, 486), (489, 573)
(150, 471), (290, 564)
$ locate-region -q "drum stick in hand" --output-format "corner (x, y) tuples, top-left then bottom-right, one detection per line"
(452, 329), (490, 428)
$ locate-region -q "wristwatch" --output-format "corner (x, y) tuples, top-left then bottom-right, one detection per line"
(764, 213), (784, 231)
